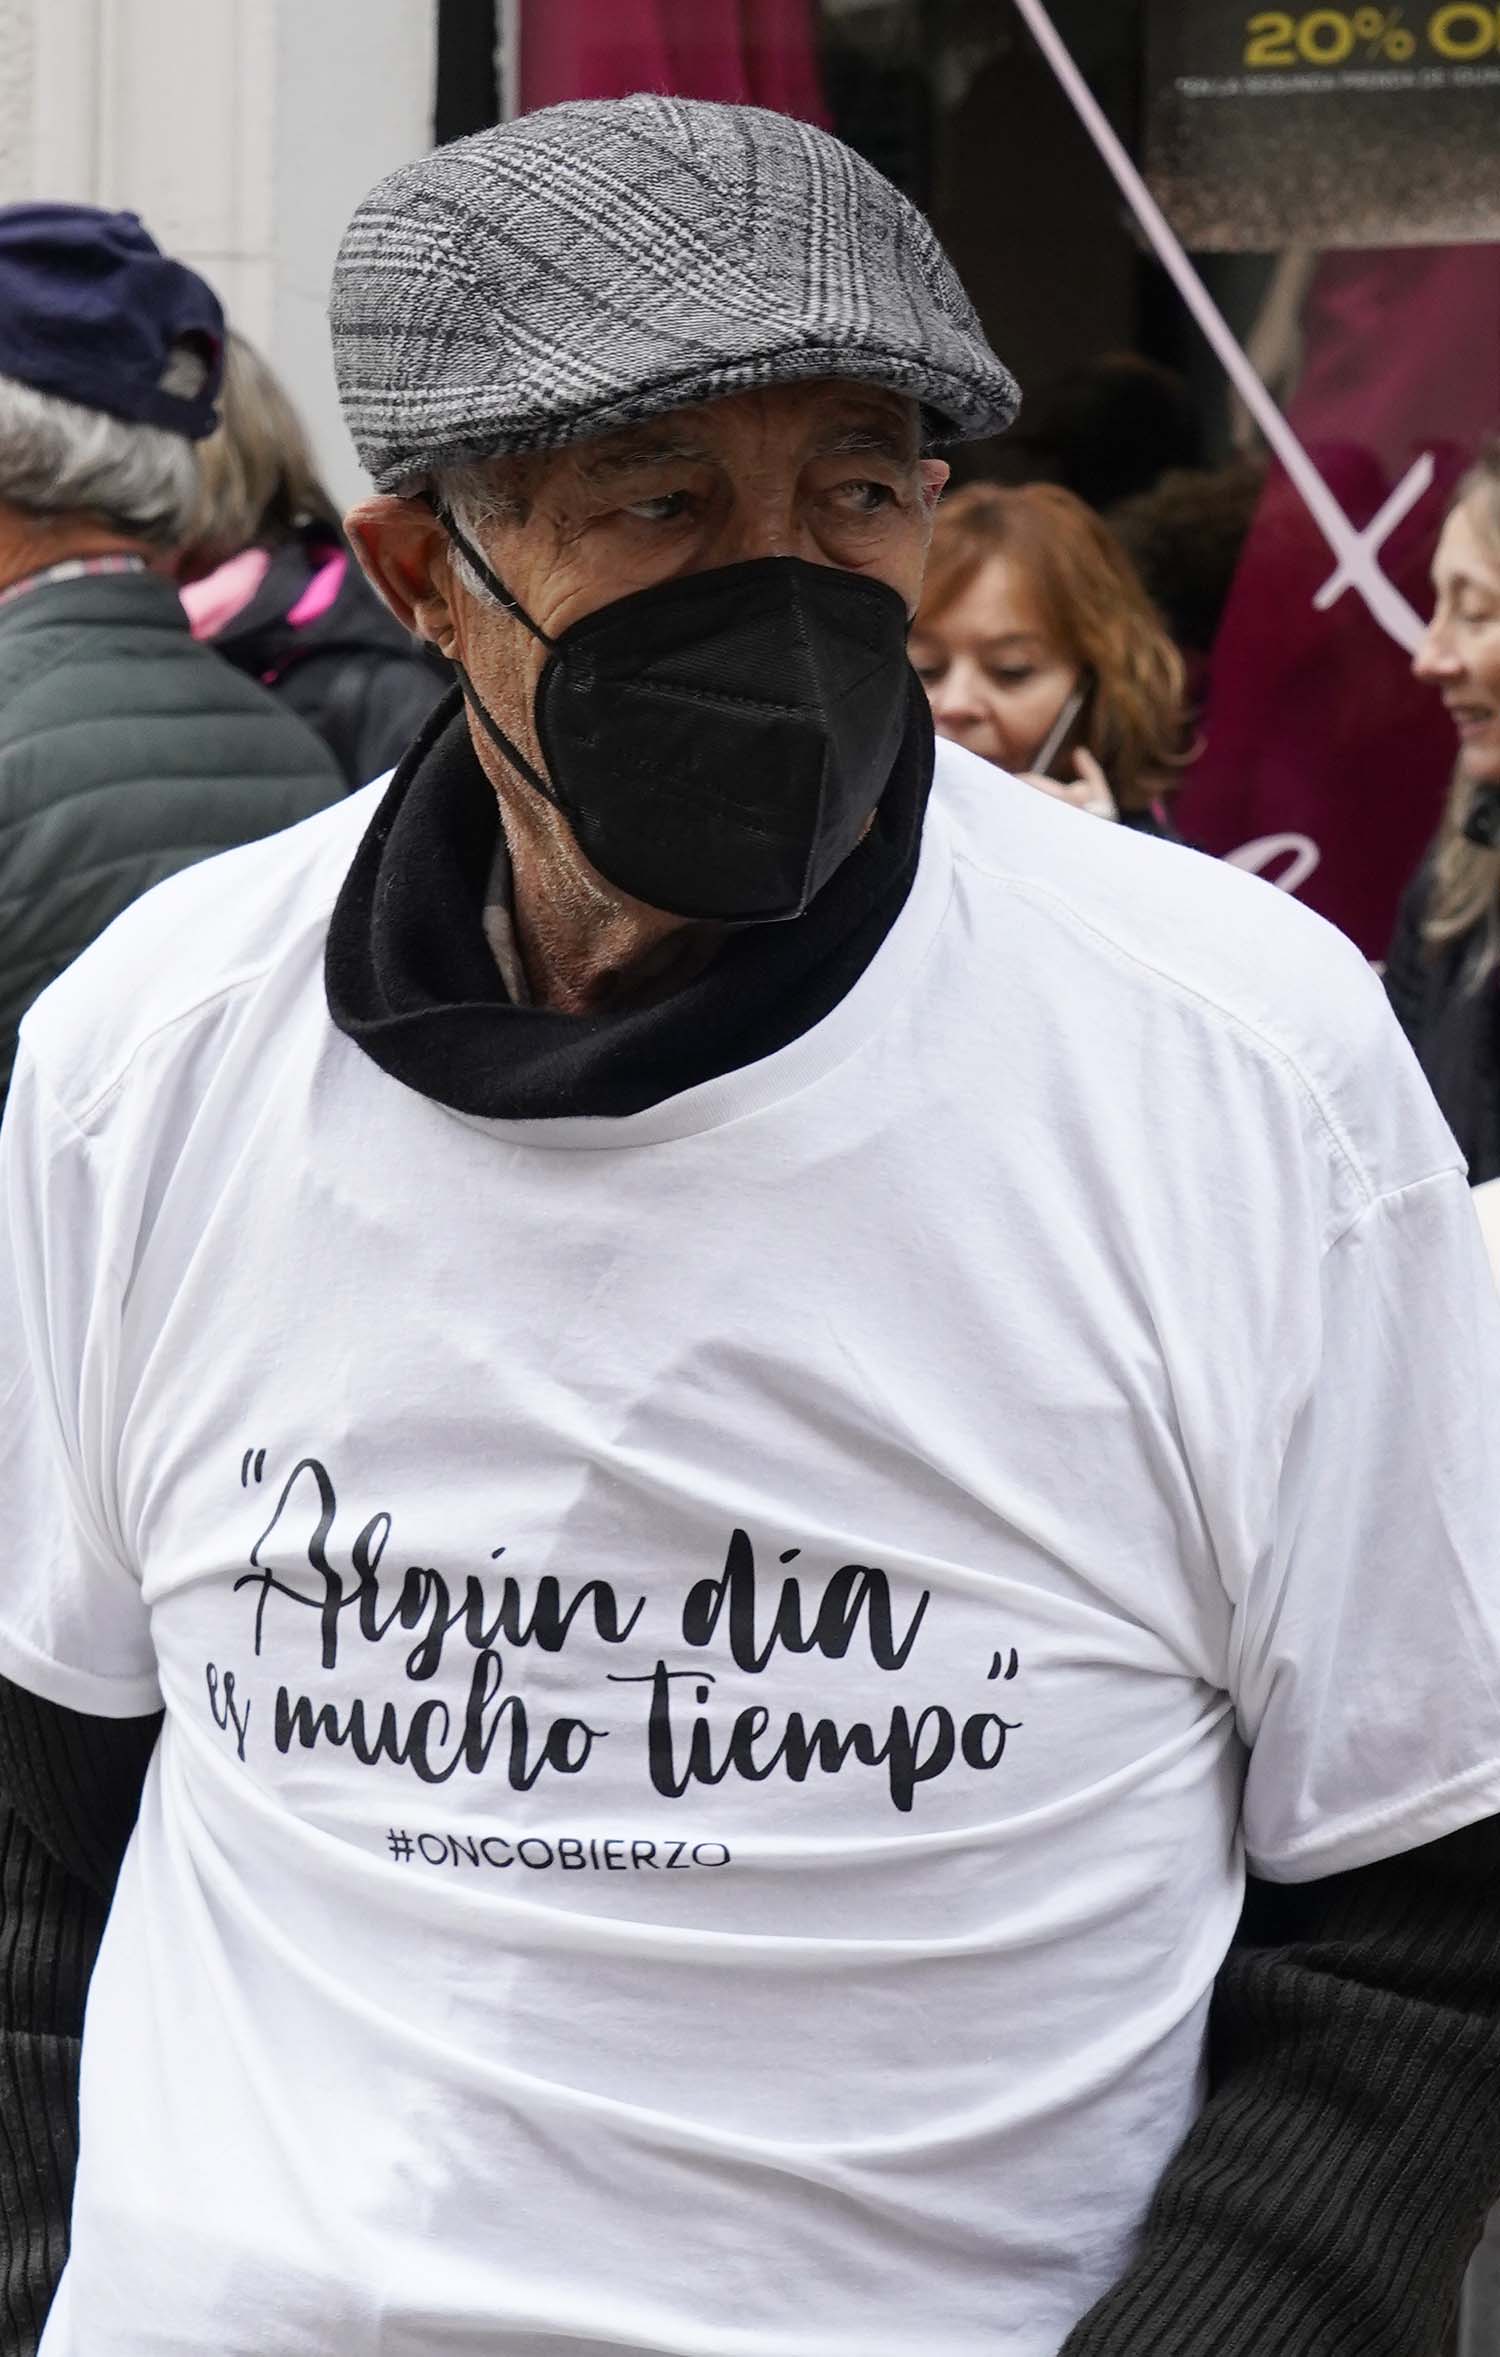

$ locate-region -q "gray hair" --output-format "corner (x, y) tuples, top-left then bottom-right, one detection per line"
(428, 456), (534, 607)
(0, 370), (202, 548)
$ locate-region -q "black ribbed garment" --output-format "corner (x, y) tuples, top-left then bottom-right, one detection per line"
(0, 1688), (159, 2354)
(1061, 1824), (1500, 2357)
(6, 707), (1500, 2352)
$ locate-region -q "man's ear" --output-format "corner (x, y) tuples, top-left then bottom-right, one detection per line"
(345, 496), (458, 649)
(918, 459), (950, 515)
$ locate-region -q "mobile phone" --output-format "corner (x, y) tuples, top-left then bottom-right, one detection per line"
(1031, 672), (1096, 782)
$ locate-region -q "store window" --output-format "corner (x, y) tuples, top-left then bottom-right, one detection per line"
(434, 0), (1500, 959)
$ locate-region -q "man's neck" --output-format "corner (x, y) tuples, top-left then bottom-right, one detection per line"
(0, 505), (149, 598)
(506, 823), (725, 1014)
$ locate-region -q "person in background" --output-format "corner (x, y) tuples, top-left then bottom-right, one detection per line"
(0, 205), (340, 1107)
(910, 480), (1189, 836)
(177, 331), (446, 787)
(1386, 443), (1500, 1182)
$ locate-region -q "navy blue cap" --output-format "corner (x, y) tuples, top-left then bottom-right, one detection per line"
(0, 203), (224, 440)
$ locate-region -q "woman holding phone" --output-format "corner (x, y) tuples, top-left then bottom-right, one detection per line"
(909, 481), (1189, 836)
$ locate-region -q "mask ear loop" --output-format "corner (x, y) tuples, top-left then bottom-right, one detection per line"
(427, 494), (561, 805)
(429, 496), (555, 647)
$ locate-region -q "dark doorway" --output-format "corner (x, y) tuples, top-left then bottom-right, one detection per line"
(435, 0), (500, 144)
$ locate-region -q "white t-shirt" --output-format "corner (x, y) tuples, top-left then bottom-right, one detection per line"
(5, 740), (1500, 2357)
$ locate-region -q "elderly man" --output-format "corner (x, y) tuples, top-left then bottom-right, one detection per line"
(0, 204), (340, 1104)
(2, 98), (1500, 2357)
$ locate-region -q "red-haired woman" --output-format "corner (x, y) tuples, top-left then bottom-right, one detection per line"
(909, 482), (1190, 837)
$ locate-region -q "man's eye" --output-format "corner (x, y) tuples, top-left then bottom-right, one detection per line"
(832, 480), (898, 515)
(622, 491), (696, 523)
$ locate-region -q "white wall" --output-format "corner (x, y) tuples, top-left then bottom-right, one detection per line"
(0, 0), (439, 509)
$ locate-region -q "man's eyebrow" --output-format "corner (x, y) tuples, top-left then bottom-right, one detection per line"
(579, 434), (713, 478)
(812, 419), (920, 462)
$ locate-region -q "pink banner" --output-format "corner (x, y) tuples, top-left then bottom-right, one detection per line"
(1175, 245), (1500, 956)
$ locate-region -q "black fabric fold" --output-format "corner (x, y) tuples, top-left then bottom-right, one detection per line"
(1061, 1816), (1500, 2357)
(0, 1680), (161, 2357)
(324, 677), (933, 1120)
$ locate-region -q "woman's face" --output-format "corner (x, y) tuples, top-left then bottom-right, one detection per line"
(910, 553), (1081, 773)
(1414, 495), (1500, 785)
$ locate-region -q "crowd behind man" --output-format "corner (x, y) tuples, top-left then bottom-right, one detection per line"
(0, 206), (341, 1104)
(0, 98), (1498, 2357)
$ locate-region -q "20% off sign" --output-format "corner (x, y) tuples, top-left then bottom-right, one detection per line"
(1245, 5), (1500, 62)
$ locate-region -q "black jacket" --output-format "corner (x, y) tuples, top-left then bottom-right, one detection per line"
(204, 529), (447, 789)
(0, 567), (341, 1105)
(1385, 859), (1500, 1183)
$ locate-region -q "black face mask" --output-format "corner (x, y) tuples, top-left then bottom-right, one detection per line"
(435, 506), (915, 924)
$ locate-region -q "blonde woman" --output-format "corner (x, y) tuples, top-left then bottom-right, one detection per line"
(908, 481), (1190, 837)
(176, 331), (444, 787)
(1386, 445), (1500, 1181)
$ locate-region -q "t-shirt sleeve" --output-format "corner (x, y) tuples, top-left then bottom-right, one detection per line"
(0, 1046), (161, 1717)
(1236, 1163), (1500, 1880)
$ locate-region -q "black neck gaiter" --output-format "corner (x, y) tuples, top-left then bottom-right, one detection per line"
(324, 676), (934, 1121)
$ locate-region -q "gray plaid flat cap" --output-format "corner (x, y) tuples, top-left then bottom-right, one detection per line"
(331, 95), (1020, 490)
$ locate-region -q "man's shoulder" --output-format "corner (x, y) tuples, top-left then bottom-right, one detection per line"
(930, 738), (1456, 1201)
(932, 737), (1369, 1004)
(19, 783), (382, 1123)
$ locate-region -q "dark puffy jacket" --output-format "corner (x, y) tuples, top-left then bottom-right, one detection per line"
(202, 528), (448, 788)
(0, 567), (341, 1104)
